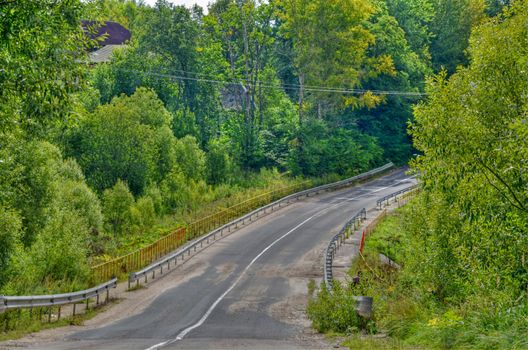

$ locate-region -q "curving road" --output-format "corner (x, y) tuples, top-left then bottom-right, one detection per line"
(19, 169), (415, 350)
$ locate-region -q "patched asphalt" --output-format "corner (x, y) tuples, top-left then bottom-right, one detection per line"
(16, 169), (415, 350)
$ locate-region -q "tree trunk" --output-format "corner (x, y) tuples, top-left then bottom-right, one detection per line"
(298, 72), (304, 126)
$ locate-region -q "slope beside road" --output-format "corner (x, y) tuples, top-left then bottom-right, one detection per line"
(0, 169), (416, 350)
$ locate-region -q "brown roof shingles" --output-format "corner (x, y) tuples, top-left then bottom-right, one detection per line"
(82, 21), (131, 48)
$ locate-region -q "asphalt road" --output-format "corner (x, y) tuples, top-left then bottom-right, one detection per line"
(26, 169), (415, 350)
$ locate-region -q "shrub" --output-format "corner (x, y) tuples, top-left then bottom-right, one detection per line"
(103, 180), (134, 236)
(160, 166), (191, 211)
(307, 281), (363, 333)
(175, 135), (206, 181)
(0, 207), (22, 288)
(130, 196), (156, 232)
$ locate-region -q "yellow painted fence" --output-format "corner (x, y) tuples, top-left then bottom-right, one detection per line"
(91, 181), (311, 282)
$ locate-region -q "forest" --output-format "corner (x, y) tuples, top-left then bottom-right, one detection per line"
(1, 0), (525, 346)
(305, 1), (528, 348)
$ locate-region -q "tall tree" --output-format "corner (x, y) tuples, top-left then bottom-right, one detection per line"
(0, 0), (87, 136)
(69, 88), (177, 195)
(354, 0), (430, 164)
(206, 0), (276, 168)
(385, 0), (434, 66)
(277, 0), (394, 121)
(429, 0), (486, 74)
(411, 0), (528, 300)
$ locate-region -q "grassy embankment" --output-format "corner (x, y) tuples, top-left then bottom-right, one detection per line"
(308, 198), (528, 349)
(0, 169), (320, 340)
(93, 168), (338, 263)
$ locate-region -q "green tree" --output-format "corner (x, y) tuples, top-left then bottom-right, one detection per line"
(385, 0), (434, 65)
(0, 0), (86, 136)
(411, 0), (528, 303)
(205, 138), (233, 185)
(174, 136), (207, 181)
(289, 119), (382, 176)
(70, 88), (177, 194)
(28, 209), (91, 288)
(277, 0), (394, 120)
(206, 0), (278, 168)
(0, 207), (22, 288)
(103, 180), (135, 236)
(0, 142), (100, 291)
(160, 166), (191, 211)
(354, 1), (430, 164)
(429, 0), (486, 74)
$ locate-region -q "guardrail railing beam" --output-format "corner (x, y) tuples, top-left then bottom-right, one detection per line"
(128, 164), (394, 288)
(0, 278), (117, 327)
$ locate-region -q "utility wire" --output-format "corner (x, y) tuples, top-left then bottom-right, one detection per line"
(148, 67), (427, 94)
(122, 69), (427, 97)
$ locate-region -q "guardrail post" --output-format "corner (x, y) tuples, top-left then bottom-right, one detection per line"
(72, 303), (76, 317)
(120, 165), (393, 292)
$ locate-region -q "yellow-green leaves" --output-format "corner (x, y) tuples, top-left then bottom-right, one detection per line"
(410, 0), (528, 314)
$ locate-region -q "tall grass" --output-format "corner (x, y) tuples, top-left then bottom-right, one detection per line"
(308, 201), (528, 349)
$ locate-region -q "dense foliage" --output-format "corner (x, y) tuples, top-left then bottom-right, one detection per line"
(308, 2), (528, 348)
(409, 0), (528, 336)
(0, 0), (510, 299)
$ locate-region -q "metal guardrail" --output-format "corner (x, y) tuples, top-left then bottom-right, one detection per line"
(376, 184), (419, 209)
(323, 208), (367, 290)
(128, 163), (395, 288)
(322, 185), (419, 318)
(0, 278), (117, 319)
(92, 182), (311, 282)
(322, 208), (373, 318)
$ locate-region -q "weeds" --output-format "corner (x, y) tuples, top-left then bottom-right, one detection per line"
(307, 201), (528, 349)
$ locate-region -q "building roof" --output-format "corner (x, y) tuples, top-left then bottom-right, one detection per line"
(88, 44), (126, 64)
(82, 21), (131, 47)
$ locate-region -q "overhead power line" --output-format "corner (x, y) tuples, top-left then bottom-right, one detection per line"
(121, 69), (427, 97)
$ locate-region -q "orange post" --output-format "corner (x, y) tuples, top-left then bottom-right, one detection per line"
(359, 229), (366, 253)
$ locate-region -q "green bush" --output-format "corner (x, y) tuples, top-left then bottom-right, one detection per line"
(307, 281), (364, 334)
(103, 180), (134, 236)
(160, 166), (191, 211)
(130, 196), (156, 232)
(175, 135), (206, 182)
(0, 207), (22, 288)
(206, 138), (233, 185)
(29, 210), (90, 287)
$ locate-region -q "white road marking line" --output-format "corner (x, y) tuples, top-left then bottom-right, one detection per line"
(145, 176), (414, 350)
